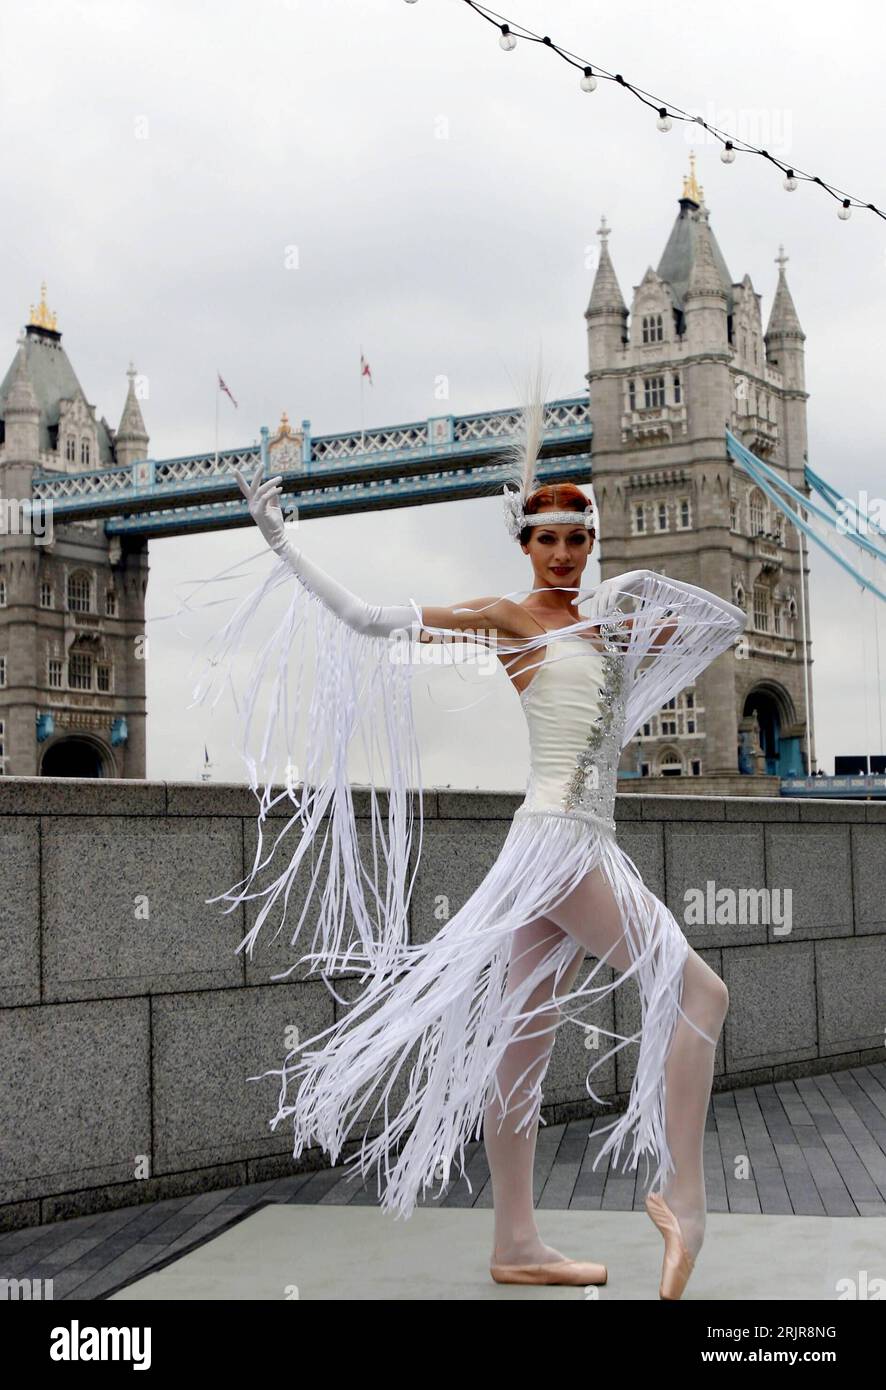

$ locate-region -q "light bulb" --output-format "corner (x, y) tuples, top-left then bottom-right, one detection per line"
(657, 108), (672, 132)
(499, 24), (516, 50)
(838, 200), (852, 220)
(580, 67), (597, 92)
(783, 171), (797, 191)
(721, 141), (736, 164)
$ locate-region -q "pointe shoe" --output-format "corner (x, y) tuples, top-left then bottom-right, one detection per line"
(490, 1257), (607, 1286)
(645, 1191), (696, 1300)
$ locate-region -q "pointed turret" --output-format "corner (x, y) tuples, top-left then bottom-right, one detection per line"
(765, 245), (804, 342)
(657, 154), (734, 321)
(0, 285), (115, 465)
(587, 216), (628, 316)
(586, 216), (628, 372)
(115, 363), (149, 467)
(2, 332), (40, 463)
(686, 206), (728, 300)
(764, 246), (807, 473)
(682, 205), (729, 356)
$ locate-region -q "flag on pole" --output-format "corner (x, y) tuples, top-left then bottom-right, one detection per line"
(217, 372), (238, 407)
(360, 353), (373, 386)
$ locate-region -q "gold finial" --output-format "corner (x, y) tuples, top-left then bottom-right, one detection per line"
(29, 280), (58, 331)
(277, 409), (294, 438)
(682, 150), (702, 204)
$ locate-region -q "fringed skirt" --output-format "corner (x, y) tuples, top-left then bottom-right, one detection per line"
(254, 805), (695, 1220)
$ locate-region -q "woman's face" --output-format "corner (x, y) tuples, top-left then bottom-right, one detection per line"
(521, 520), (595, 591)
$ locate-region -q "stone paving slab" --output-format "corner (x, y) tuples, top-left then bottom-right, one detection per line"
(108, 1202), (886, 1302)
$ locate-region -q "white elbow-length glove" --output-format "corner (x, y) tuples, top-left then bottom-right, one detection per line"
(234, 466), (422, 639)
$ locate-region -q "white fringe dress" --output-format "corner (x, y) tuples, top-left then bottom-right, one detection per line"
(189, 563), (746, 1220)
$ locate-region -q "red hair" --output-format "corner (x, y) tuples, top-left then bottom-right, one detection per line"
(520, 482), (594, 545)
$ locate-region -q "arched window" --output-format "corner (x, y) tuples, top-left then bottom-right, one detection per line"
(659, 750), (684, 777)
(65, 436), (76, 462)
(80, 437), (91, 466)
(641, 313), (664, 344)
(673, 372), (682, 404)
(730, 496), (739, 531)
(749, 488), (766, 535)
(67, 570), (92, 613)
(627, 379), (636, 411)
(0, 578), (6, 607)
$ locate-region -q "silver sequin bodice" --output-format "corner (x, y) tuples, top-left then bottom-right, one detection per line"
(514, 625), (629, 836)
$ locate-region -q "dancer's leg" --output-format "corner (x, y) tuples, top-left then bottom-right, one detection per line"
(484, 913), (585, 1265)
(657, 948), (728, 1259)
(543, 866), (729, 1261)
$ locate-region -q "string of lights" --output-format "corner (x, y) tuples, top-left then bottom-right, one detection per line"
(402, 0), (884, 223)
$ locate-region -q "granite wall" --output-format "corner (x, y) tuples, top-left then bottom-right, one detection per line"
(1, 777), (884, 1230)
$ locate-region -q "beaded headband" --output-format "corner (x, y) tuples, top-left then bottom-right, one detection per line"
(502, 485), (595, 542)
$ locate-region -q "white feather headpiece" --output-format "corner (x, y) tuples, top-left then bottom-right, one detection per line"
(500, 358), (595, 541)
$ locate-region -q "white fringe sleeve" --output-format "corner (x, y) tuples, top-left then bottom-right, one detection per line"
(586, 569), (747, 747)
(187, 550), (427, 982)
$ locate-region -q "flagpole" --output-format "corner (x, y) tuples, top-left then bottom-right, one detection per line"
(214, 373), (219, 469)
(360, 342), (365, 453)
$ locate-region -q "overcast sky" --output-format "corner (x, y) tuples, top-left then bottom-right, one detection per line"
(3, 0), (885, 786)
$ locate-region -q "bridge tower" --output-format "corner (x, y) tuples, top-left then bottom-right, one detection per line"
(585, 157), (815, 791)
(0, 286), (150, 777)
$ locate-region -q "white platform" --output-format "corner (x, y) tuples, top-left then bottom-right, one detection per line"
(109, 1204), (886, 1300)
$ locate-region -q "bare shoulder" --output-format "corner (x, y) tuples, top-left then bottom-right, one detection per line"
(418, 596), (544, 642)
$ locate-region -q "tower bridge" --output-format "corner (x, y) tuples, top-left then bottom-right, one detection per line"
(0, 160), (819, 789)
(30, 397), (592, 538)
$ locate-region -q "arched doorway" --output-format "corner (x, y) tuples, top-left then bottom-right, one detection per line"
(742, 685), (799, 776)
(41, 737), (109, 778)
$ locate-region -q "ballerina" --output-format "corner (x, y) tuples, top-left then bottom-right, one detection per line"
(191, 381), (746, 1297)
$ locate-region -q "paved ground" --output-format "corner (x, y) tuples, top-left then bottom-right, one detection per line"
(2, 1063), (885, 1300)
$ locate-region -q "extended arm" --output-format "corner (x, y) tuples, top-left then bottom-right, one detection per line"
(234, 464), (540, 646)
(235, 466), (420, 638)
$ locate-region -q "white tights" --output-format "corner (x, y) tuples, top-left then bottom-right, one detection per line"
(482, 866), (729, 1264)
